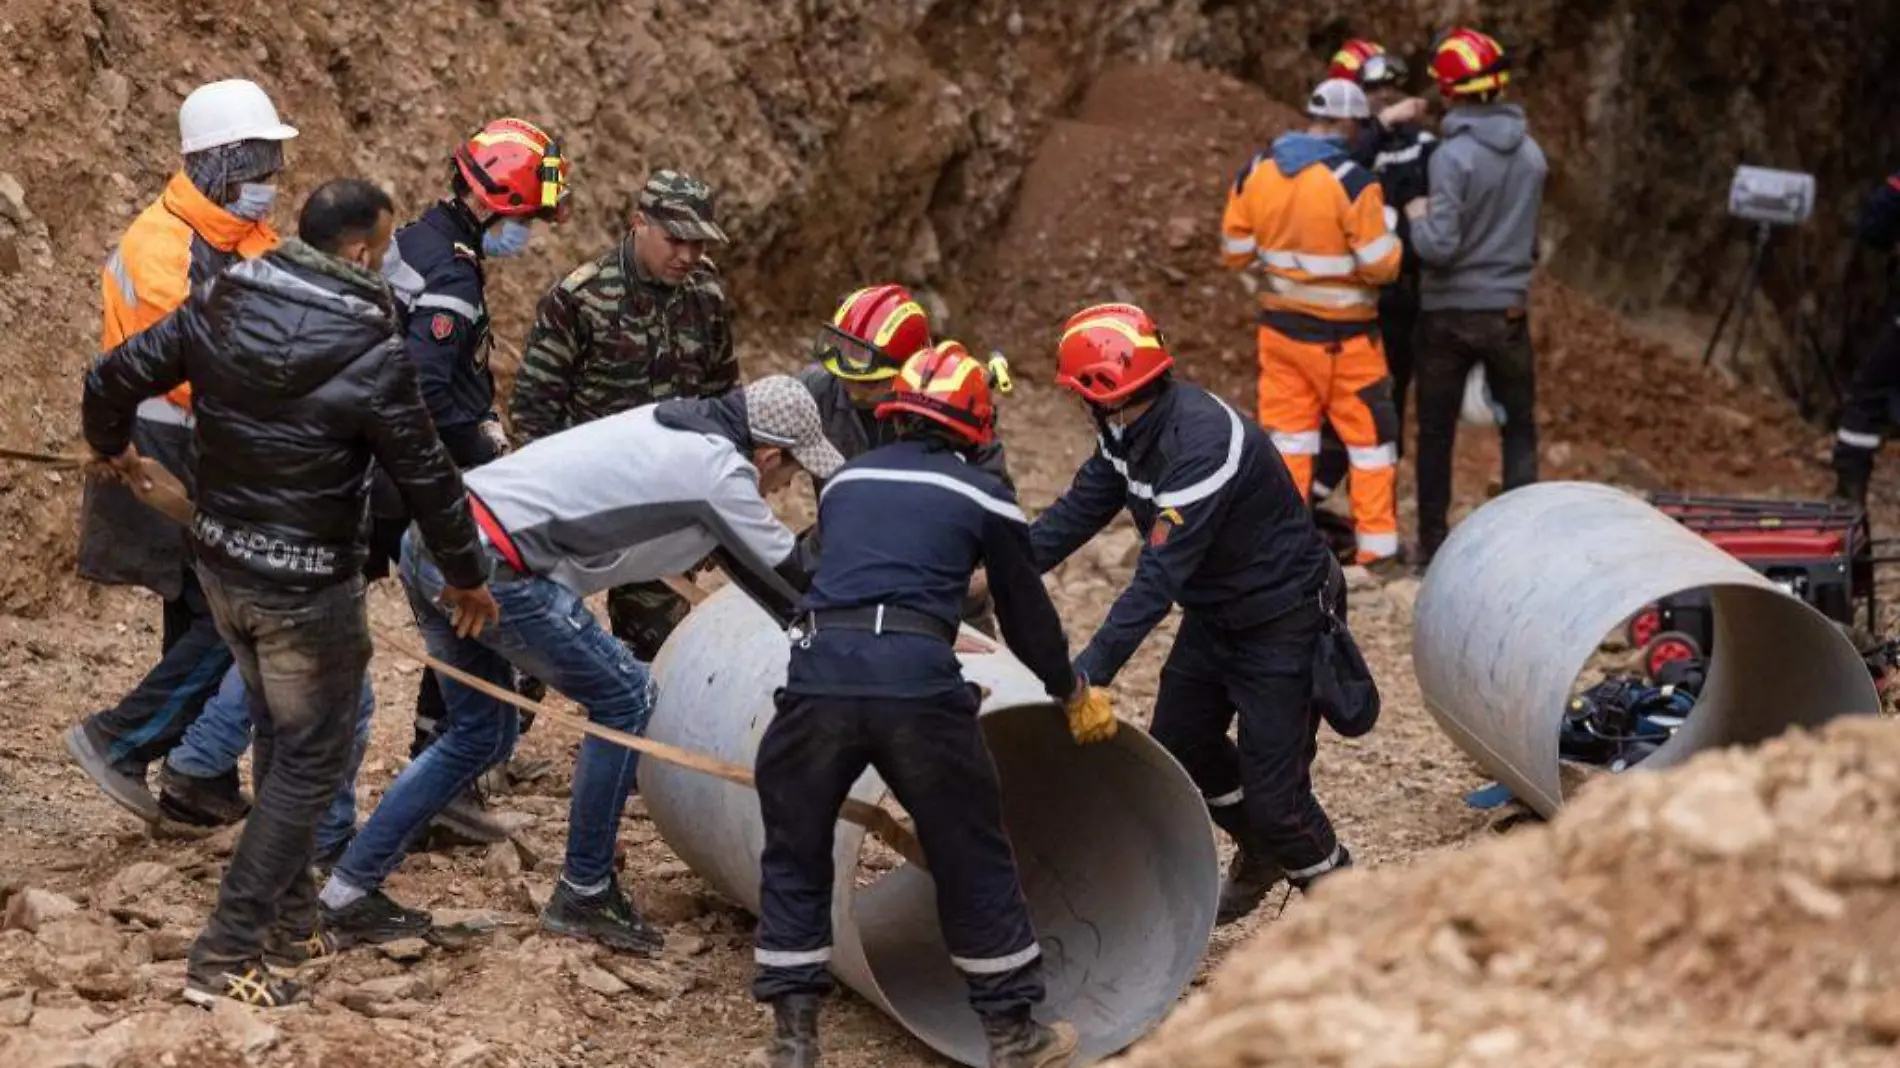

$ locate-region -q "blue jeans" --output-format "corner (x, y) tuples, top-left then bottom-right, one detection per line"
(332, 532), (655, 894)
(168, 663), (374, 855)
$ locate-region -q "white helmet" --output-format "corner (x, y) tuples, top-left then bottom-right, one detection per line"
(1306, 78), (1371, 121)
(178, 79), (299, 155)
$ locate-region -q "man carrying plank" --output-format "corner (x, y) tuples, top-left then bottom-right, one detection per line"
(317, 375), (842, 955)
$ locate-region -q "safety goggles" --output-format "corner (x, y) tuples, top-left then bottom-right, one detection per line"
(812, 324), (901, 381)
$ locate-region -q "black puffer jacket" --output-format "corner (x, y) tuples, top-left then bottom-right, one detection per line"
(82, 239), (487, 593)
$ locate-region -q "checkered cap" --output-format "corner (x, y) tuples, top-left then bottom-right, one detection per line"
(637, 169), (728, 243)
(1307, 78), (1371, 120)
(743, 375), (845, 480)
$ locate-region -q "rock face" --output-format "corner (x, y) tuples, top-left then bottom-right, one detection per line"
(3, 0), (1893, 614)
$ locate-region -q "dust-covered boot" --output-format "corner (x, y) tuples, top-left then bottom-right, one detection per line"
(1216, 845), (1285, 925)
(981, 1008), (1078, 1068)
(746, 993), (821, 1068)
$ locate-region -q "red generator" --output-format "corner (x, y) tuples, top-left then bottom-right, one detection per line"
(1624, 495), (1876, 678)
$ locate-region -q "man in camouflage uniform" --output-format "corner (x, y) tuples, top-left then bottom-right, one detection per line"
(511, 170), (737, 660)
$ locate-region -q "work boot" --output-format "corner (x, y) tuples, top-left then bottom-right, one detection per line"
(747, 993), (822, 1068)
(262, 926), (339, 968)
(1833, 472), (1869, 508)
(64, 723), (160, 823)
(981, 1009), (1079, 1068)
(1288, 844), (1354, 894)
(1216, 846), (1286, 926)
(184, 959), (302, 1009)
(540, 875), (664, 956)
(157, 763), (251, 827)
(319, 889), (433, 949)
(427, 786), (509, 845)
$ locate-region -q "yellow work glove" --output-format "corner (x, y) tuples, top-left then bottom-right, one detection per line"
(1065, 682), (1118, 745)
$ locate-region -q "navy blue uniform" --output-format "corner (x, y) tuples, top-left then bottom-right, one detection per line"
(1029, 380), (1347, 883)
(1834, 171), (1900, 498)
(754, 438), (1078, 1020)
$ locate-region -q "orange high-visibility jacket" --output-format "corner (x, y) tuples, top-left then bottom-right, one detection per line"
(1221, 142), (1401, 325)
(100, 172), (281, 409)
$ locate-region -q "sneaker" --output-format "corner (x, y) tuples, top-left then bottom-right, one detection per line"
(263, 927), (339, 968)
(319, 889), (433, 949)
(157, 763), (251, 827)
(981, 1010), (1078, 1068)
(427, 788), (509, 845)
(1215, 847), (1286, 926)
(540, 876), (664, 956)
(185, 959), (302, 1008)
(64, 723), (161, 823)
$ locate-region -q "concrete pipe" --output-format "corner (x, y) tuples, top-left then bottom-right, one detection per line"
(641, 585), (1220, 1066)
(1413, 481), (1882, 818)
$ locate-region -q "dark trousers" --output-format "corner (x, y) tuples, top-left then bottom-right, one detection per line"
(188, 568), (370, 972)
(1149, 600), (1339, 878)
(86, 566), (234, 773)
(753, 686), (1044, 1018)
(1311, 288), (1418, 496)
(1414, 308), (1539, 554)
(607, 580), (691, 662)
(1833, 312), (1900, 488)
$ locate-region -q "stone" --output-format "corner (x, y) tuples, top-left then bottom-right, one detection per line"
(1342, 565), (1378, 592)
(666, 932), (709, 957)
(4, 887), (80, 932)
(575, 965), (629, 997)
(605, 958), (693, 1000)
(378, 937), (432, 963)
(1777, 872), (1846, 920)
(210, 999), (281, 1057)
(1659, 771), (1775, 859)
(103, 862), (177, 905)
(346, 973), (432, 1007)
(36, 916), (127, 959)
(1165, 215), (1199, 251)
(1862, 997), (1900, 1044)
(640, 887), (708, 926)
(483, 840), (523, 879)
(144, 928), (193, 962)
(72, 972), (138, 1002)
(446, 1039), (497, 1068)
(1381, 578), (1422, 618)
(0, 988), (35, 1026)
(0, 172), (26, 223)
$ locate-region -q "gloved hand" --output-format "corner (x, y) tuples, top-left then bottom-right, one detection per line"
(479, 419), (513, 458)
(1064, 676), (1117, 745)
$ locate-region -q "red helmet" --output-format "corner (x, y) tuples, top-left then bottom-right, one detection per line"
(814, 284), (933, 382)
(454, 117), (571, 222)
(1328, 39), (1387, 82)
(874, 340), (997, 446)
(1055, 303), (1174, 407)
(1432, 28), (1511, 99)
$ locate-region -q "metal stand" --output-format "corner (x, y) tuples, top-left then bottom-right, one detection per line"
(1702, 221), (1773, 369)
(1700, 221), (1833, 416)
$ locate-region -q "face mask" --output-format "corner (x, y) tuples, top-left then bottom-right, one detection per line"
(227, 183), (278, 221)
(483, 219), (533, 259)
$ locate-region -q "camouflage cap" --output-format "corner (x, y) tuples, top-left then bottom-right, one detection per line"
(637, 169), (728, 244)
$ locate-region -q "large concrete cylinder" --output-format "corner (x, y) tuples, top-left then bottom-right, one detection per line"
(642, 586), (1219, 1066)
(1413, 481), (1882, 818)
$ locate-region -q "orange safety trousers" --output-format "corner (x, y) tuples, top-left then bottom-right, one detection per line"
(1255, 326), (1400, 562)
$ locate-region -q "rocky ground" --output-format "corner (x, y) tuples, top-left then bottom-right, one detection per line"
(4, 38), (1898, 1068)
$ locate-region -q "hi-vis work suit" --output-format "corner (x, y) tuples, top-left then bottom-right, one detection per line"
(1223, 132), (1403, 562)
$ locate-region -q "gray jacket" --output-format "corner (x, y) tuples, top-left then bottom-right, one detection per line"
(1411, 103), (1548, 311)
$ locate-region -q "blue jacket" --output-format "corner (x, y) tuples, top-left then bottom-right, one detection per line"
(383, 200), (503, 467)
(1860, 172), (1900, 253)
(1029, 380), (1332, 685)
(785, 438), (1077, 701)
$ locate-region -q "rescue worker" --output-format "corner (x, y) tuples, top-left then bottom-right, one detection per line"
(511, 169), (736, 662)
(318, 376), (839, 954)
(377, 116), (574, 839)
(1222, 77), (1404, 569)
(751, 344), (1107, 1068)
(65, 78), (298, 823)
(82, 177), (498, 1008)
(1830, 166), (1900, 504)
(1029, 303), (1351, 925)
(797, 284), (1012, 632)
(1408, 29), (1548, 567)
(1311, 43), (1438, 521)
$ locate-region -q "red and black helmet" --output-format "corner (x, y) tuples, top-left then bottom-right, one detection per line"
(1328, 39), (1387, 82)
(1432, 28), (1512, 99)
(875, 339), (997, 446)
(1054, 303), (1175, 407)
(454, 117), (571, 223)
(814, 284), (934, 382)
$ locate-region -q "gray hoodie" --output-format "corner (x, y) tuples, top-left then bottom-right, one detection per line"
(1411, 103), (1548, 311)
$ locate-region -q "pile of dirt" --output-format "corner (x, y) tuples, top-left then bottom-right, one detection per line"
(1110, 716), (1900, 1068)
